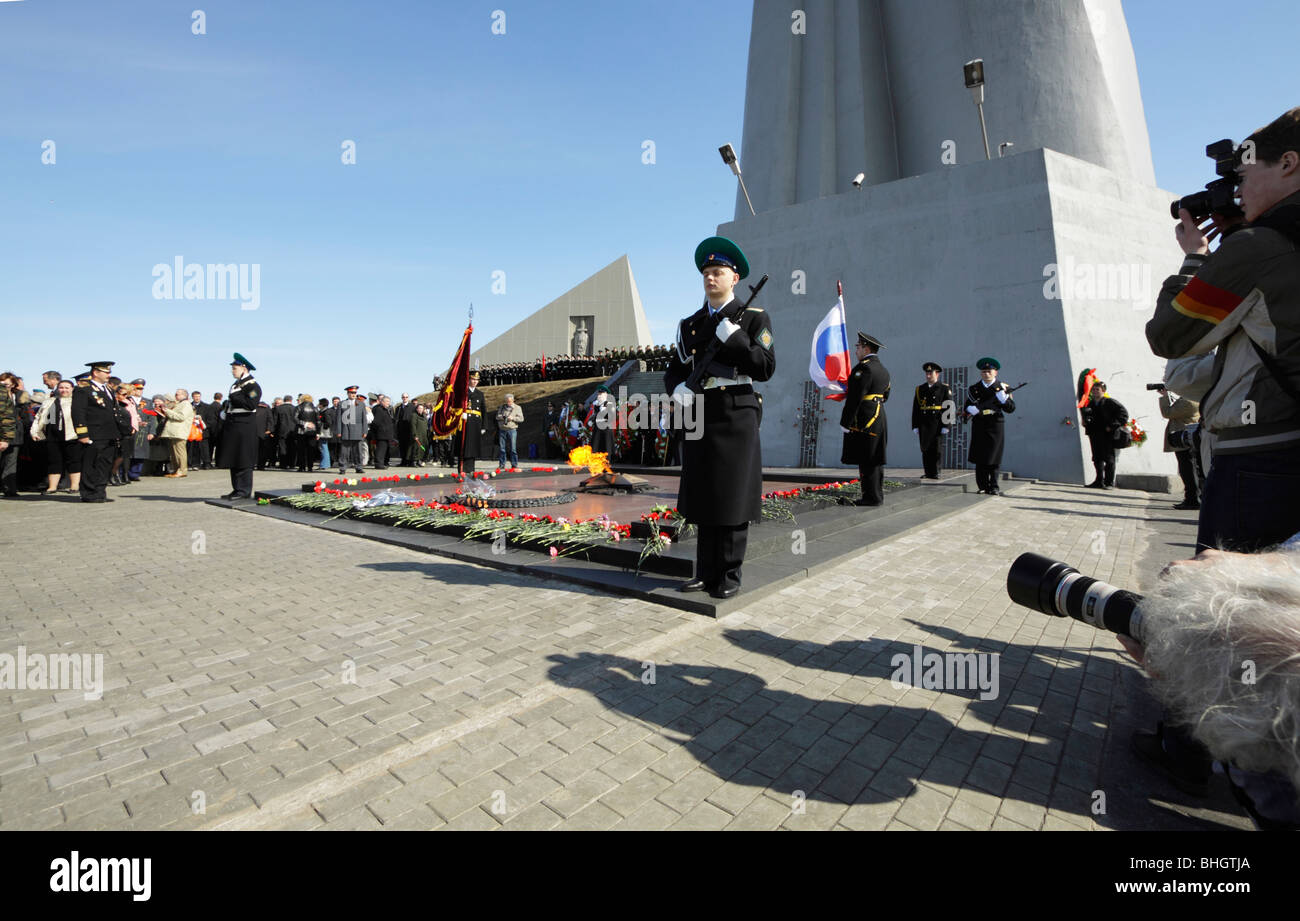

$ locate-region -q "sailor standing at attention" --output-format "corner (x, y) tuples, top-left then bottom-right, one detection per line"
(664, 236), (775, 600)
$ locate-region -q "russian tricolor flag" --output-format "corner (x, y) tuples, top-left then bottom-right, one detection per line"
(810, 291), (850, 400)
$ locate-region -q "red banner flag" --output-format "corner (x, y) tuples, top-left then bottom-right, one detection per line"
(430, 325), (473, 437)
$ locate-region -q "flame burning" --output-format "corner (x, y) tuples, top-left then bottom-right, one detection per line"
(568, 446), (611, 475)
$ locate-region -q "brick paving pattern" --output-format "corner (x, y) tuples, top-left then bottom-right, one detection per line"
(0, 467), (1250, 830)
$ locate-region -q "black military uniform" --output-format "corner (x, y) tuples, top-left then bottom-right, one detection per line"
(71, 361), (131, 503)
(219, 353), (262, 499)
(912, 361), (952, 479)
(664, 236), (775, 599)
(840, 334), (891, 506)
(966, 357), (1015, 495)
(459, 374), (487, 473)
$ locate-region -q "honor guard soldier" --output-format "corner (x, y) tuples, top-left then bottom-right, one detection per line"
(912, 361), (952, 479)
(840, 333), (891, 505)
(965, 357), (1016, 495)
(219, 353), (262, 499)
(71, 361), (131, 503)
(460, 370), (487, 474)
(664, 236), (775, 599)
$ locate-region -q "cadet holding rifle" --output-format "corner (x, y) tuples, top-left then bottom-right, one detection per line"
(965, 357), (1018, 495)
(664, 236), (775, 600)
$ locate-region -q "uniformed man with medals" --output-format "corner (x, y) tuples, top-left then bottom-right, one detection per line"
(840, 333), (891, 505)
(219, 353), (262, 499)
(71, 361), (131, 503)
(912, 361), (952, 479)
(459, 370), (487, 474)
(664, 236), (775, 599)
(965, 357), (1015, 495)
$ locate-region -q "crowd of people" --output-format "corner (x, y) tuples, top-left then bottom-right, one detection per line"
(475, 345), (673, 386)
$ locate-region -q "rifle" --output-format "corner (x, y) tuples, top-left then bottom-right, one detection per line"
(682, 274), (769, 393)
(970, 381), (1029, 414)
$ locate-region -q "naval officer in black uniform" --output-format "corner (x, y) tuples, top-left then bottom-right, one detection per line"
(965, 357), (1015, 495)
(912, 361), (952, 479)
(71, 361), (131, 503)
(664, 236), (775, 599)
(840, 333), (891, 506)
(219, 353), (262, 499)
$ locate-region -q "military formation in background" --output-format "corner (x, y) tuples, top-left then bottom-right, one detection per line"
(476, 345), (672, 387)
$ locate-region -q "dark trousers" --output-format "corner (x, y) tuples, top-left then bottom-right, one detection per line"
(1088, 435), (1116, 485)
(1197, 444), (1300, 553)
(278, 433), (296, 467)
(373, 440), (390, 468)
(258, 437), (275, 469)
(694, 523), (749, 592)
(79, 440), (116, 501)
(1174, 449), (1199, 503)
(295, 437), (318, 470)
(975, 463), (999, 492)
(200, 438), (213, 467)
(857, 463), (884, 505)
(398, 434), (412, 464)
(0, 444), (19, 495)
(920, 435), (942, 478)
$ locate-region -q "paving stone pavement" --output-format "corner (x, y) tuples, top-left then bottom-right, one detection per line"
(0, 467), (1251, 830)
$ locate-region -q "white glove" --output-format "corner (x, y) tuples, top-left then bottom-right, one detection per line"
(671, 383), (693, 407)
(996, 390), (1009, 404)
(940, 427), (949, 435)
(912, 428), (919, 435)
(965, 405), (978, 416)
(839, 426), (849, 433)
(715, 317), (741, 343)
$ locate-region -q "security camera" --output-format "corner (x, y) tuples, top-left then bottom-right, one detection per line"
(852, 172), (866, 188)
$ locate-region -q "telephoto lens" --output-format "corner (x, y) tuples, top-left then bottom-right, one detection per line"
(1007, 553), (1145, 641)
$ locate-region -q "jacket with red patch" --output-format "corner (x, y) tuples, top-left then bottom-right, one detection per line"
(1145, 190), (1300, 454)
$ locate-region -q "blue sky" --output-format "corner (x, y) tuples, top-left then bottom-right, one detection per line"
(1, 0), (1294, 399)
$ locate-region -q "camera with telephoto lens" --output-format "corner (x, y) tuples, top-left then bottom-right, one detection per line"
(1007, 553), (1146, 641)
(1169, 139), (1246, 221)
(1168, 423), (1200, 452)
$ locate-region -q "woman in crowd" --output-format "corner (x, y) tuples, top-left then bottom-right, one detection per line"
(32, 379), (82, 494)
(128, 385), (158, 480)
(295, 393), (321, 473)
(411, 402), (430, 467)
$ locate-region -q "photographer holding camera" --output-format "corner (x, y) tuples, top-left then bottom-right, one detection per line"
(1146, 107), (1300, 554)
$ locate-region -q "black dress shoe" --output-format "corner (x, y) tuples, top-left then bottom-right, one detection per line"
(1172, 500), (1200, 510)
(710, 586), (739, 599)
(986, 488), (1001, 496)
(677, 579), (709, 593)
(220, 491), (250, 500)
(81, 497), (113, 503)
(1085, 480), (1105, 488)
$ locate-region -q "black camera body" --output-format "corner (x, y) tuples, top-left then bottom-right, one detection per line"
(1145, 382), (1166, 391)
(1170, 139), (1245, 222)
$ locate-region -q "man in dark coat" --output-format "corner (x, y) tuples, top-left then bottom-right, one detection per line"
(1080, 380), (1128, 489)
(840, 333), (891, 506)
(458, 370), (487, 473)
(369, 395), (397, 469)
(219, 354), (262, 499)
(71, 361), (131, 503)
(965, 357), (1016, 495)
(393, 393), (415, 465)
(273, 395), (297, 469)
(255, 401), (274, 469)
(911, 361), (952, 479)
(664, 236), (775, 600)
(208, 391), (225, 467)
